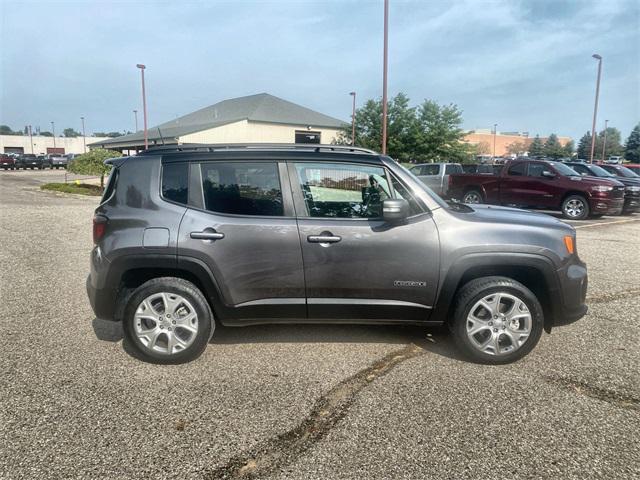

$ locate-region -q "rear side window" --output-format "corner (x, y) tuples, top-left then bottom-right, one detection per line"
(421, 164), (440, 176)
(101, 168), (118, 203)
(162, 162), (189, 205)
(445, 164), (462, 174)
(507, 162), (526, 176)
(200, 162), (283, 216)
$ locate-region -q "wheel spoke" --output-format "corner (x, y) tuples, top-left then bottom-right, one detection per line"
(146, 328), (162, 349)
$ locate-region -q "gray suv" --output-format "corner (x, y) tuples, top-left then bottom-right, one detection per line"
(86, 144), (588, 364)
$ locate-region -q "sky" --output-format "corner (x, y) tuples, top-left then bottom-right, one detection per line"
(1, 0), (639, 142)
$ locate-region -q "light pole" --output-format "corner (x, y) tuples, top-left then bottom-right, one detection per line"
(28, 125), (34, 154)
(589, 54), (602, 163)
(80, 116), (86, 153)
(349, 92), (356, 146)
(381, 0), (389, 155)
(601, 119), (608, 162)
(136, 64), (148, 149)
(493, 123), (498, 159)
(51, 121), (56, 148)
(133, 109), (138, 132)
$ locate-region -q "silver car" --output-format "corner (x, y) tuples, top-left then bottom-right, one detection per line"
(409, 162), (463, 198)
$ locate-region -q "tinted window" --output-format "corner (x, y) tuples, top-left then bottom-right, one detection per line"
(507, 162), (526, 176)
(162, 162), (188, 205)
(445, 164), (462, 174)
(548, 161), (579, 176)
(569, 164), (591, 176)
(295, 163), (390, 218)
(528, 162), (553, 177)
(201, 162), (283, 216)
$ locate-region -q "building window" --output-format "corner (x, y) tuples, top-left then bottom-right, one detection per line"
(295, 130), (321, 144)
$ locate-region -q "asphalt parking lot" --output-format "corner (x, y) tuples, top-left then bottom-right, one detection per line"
(1, 169), (639, 480)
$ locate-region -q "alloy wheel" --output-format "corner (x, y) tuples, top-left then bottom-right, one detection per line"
(133, 292), (199, 355)
(463, 191), (482, 204)
(564, 199), (585, 218)
(466, 292), (532, 356)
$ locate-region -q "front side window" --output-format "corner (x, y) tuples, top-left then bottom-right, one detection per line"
(200, 162), (283, 216)
(162, 162), (188, 205)
(528, 162), (553, 177)
(507, 162), (526, 176)
(295, 163), (390, 218)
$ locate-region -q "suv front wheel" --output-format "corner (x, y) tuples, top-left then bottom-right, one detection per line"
(123, 277), (214, 364)
(450, 276), (544, 364)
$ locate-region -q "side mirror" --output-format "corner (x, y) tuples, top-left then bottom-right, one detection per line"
(383, 198), (409, 222)
(542, 170), (556, 178)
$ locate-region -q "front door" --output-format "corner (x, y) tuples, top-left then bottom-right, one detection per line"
(178, 160), (305, 322)
(289, 161), (440, 322)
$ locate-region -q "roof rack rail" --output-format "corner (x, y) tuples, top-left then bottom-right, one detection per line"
(138, 143), (379, 156)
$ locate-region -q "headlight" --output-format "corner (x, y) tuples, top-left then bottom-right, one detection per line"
(625, 186), (640, 192)
(591, 185), (613, 192)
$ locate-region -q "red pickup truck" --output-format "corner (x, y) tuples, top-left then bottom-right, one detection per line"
(448, 159), (625, 220)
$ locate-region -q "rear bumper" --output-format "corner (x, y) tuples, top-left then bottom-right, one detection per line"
(590, 197), (624, 215)
(86, 275), (118, 321)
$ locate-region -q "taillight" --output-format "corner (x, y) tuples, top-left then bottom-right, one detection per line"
(93, 215), (108, 244)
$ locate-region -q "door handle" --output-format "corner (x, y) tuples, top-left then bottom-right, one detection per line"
(190, 231), (225, 240)
(307, 234), (341, 244)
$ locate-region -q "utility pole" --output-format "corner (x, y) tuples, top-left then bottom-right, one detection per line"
(51, 121), (56, 148)
(134, 110), (138, 132)
(28, 125), (34, 154)
(381, 0), (389, 155)
(601, 119), (608, 162)
(80, 116), (86, 153)
(349, 92), (356, 146)
(589, 54), (602, 163)
(136, 64), (148, 149)
(493, 124), (498, 159)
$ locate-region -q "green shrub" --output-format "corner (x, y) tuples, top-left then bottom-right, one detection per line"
(67, 148), (122, 188)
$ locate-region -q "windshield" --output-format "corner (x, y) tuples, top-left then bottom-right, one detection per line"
(615, 166), (640, 178)
(397, 162), (449, 209)
(588, 165), (615, 177)
(548, 161), (579, 176)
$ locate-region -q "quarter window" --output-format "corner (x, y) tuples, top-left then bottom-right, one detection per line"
(295, 163), (391, 218)
(162, 162), (189, 205)
(200, 162), (283, 216)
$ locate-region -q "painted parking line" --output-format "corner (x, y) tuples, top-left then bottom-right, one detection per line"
(574, 218), (640, 229)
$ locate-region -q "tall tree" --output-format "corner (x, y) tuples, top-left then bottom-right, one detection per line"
(594, 127), (623, 160)
(63, 128), (80, 138)
(506, 140), (527, 156)
(563, 140), (575, 157)
(528, 135), (544, 157)
(0, 125), (22, 135)
(625, 124), (640, 163)
(415, 100), (472, 162)
(577, 131), (592, 159)
(543, 133), (564, 159)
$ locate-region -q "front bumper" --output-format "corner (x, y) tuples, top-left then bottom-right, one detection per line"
(552, 259), (588, 327)
(623, 195), (640, 213)
(590, 197), (624, 215)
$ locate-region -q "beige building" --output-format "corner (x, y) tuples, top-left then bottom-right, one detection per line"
(90, 93), (346, 153)
(463, 129), (573, 157)
(0, 135), (109, 155)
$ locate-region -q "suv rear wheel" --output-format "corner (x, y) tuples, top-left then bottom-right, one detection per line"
(123, 277), (213, 364)
(462, 189), (483, 204)
(450, 276), (543, 364)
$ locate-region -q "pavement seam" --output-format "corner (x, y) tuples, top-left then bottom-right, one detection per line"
(202, 343), (426, 480)
(574, 218), (640, 229)
(544, 376), (639, 411)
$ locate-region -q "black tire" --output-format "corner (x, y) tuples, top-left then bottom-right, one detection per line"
(561, 194), (590, 220)
(123, 277), (214, 364)
(590, 214), (604, 219)
(450, 276), (544, 364)
(462, 189), (483, 204)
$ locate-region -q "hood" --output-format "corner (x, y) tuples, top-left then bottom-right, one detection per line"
(455, 204), (571, 230)
(565, 175), (624, 187)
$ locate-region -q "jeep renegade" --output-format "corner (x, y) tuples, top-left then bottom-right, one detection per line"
(87, 144), (588, 364)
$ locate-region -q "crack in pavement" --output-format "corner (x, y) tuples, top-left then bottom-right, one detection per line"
(545, 376), (639, 411)
(586, 288), (640, 305)
(203, 343), (426, 480)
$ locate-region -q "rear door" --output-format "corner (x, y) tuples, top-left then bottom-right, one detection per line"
(177, 159), (305, 322)
(289, 160), (440, 322)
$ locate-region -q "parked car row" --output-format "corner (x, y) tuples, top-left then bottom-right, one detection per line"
(0, 153), (76, 170)
(409, 160), (640, 220)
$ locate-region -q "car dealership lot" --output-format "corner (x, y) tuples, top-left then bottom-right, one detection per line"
(1, 169), (639, 480)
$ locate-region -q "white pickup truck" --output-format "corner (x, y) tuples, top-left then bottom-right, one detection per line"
(409, 162), (463, 198)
